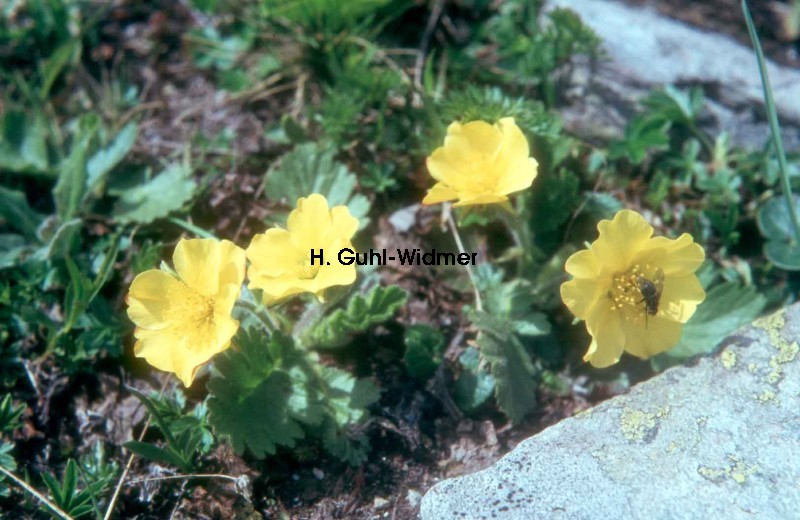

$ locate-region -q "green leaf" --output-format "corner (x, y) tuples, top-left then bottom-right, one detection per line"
(53, 115), (99, 221)
(651, 283), (766, 370)
(583, 192), (622, 221)
(40, 218), (82, 259)
(530, 168), (580, 233)
(608, 116), (670, 164)
(0, 110), (49, 174)
(323, 366), (380, 425)
(112, 162), (196, 224)
(453, 346), (495, 412)
(476, 265), (552, 335)
(265, 142), (371, 228)
(40, 38), (80, 99)
(207, 332), (304, 458)
(471, 312), (538, 423)
(86, 122), (138, 196)
(0, 234), (28, 269)
(0, 186), (43, 240)
(403, 325), (446, 381)
(124, 441), (188, 470)
(210, 370), (306, 458)
(305, 285), (408, 348)
(757, 195), (800, 270)
(643, 85), (704, 126)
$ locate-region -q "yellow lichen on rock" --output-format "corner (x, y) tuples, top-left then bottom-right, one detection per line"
(720, 350), (737, 370)
(619, 408), (665, 442)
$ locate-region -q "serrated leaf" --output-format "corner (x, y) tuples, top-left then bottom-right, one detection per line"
(321, 418), (370, 466)
(476, 265), (552, 335)
(305, 285), (408, 348)
(651, 283), (766, 371)
(0, 186), (43, 240)
(208, 370), (305, 458)
(322, 366), (379, 425)
(113, 163), (196, 224)
(265, 142), (371, 228)
(403, 324), (446, 381)
(472, 312), (538, 423)
(86, 122), (138, 196)
(757, 195), (800, 270)
(608, 116), (670, 164)
(453, 346), (495, 412)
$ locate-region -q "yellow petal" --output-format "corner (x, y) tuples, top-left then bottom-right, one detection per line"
(330, 205), (359, 239)
(564, 249), (601, 279)
(560, 277), (604, 320)
(216, 239), (246, 297)
(584, 303), (625, 367)
(127, 270), (183, 331)
(288, 194), (331, 248)
(439, 121), (496, 166)
(494, 157), (538, 196)
(621, 315), (684, 359)
(422, 182), (459, 205)
(659, 274), (706, 323)
(312, 261), (357, 297)
(637, 234), (705, 277)
(592, 210), (654, 273)
(453, 193), (508, 207)
(247, 228), (302, 279)
(172, 238), (222, 296)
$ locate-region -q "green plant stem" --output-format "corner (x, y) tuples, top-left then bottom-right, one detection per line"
(0, 465), (75, 520)
(443, 203), (483, 312)
(237, 299), (279, 333)
(742, 0), (800, 244)
(168, 217), (218, 239)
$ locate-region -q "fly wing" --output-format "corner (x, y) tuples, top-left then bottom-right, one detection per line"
(653, 267), (665, 293)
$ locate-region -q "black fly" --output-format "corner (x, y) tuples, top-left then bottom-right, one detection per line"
(636, 268), (664, 327)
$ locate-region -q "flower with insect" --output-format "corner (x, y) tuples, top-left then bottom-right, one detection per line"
(560, 210), (706, 367)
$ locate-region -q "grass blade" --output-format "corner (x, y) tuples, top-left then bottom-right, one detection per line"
(742, 0), (800, 244)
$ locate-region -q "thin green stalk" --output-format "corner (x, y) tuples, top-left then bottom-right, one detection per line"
(0, 465), (75, 520)
(237, 299), (279, 333)
(443, 203), (483, 312)
(742, 0), (800, 244)
(168, 217), (218, 239)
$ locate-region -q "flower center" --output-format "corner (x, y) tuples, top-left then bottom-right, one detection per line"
(607, 264), (655, 315)
(167, 283), (216, 331)
(298, 254), (321, 280)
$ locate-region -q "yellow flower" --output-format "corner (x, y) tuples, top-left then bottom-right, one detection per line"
(126, 238), (246, 387)
(246, 193), (358, 304)
(422, 117), (539, 207)
(560, 210), (706, 367)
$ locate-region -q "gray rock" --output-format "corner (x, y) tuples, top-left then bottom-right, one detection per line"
(548, 0), (800, 151)
(420, 306), (800, 519)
